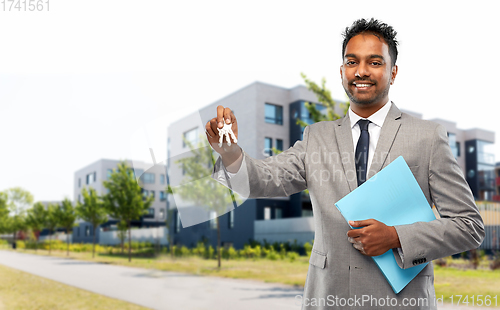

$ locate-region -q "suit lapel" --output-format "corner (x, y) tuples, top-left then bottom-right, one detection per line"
(368, 102), (402, 179)
(335, 114), (357, 192)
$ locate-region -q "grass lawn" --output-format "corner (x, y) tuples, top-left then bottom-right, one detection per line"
(5, 248), (500, 307)
(0, 263), (150, 310)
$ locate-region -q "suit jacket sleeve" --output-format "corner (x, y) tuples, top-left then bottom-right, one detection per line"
(212, 126), (310, 199)
(393, 124), (485, 269)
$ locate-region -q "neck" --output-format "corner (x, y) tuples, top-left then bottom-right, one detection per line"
(350, 101), (388, 118)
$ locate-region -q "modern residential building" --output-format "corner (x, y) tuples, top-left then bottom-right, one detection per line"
(495, 162), (500, 201)
(73, 159), (167, 243)
(167, 81), (498, 250)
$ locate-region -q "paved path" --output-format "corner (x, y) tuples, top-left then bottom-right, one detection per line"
(0, 251), (302, 310)
(0, 251), (496, 310)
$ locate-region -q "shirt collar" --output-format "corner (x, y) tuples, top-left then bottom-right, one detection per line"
(349, 99), (392, 129)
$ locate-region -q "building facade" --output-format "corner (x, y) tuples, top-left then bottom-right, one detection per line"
(73, 159), (167, 243)
(167, 81), (497, 250)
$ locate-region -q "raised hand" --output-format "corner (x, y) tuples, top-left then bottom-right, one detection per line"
(205, 105), (242, 172)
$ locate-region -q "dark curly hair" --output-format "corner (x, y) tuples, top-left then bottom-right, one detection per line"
(342, 18), (398, 67)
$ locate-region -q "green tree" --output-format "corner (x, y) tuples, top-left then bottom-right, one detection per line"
(45, 204), (60, 255)
(4, 187), (33, 243)
(54, 198), (77, 256)
(0, 192), (10, 234)
(75, 187), (108, 258)
(116, 220), (128, 255)
(25, 202), (47, 252)
(102, 161), (154, 262)
(168, 138), (241, 269)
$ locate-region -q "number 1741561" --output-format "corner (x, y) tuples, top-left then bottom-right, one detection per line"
(1, 0), (49, 11)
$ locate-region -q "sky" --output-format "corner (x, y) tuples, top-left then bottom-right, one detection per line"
(1, 0), (499, 202)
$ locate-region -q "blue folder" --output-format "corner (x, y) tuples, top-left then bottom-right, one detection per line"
(335, 156), (436, 294)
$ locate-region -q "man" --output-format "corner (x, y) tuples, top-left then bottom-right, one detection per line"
(206, 18), (484, 309)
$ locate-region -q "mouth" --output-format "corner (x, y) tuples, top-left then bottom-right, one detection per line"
(352, 82), (374, 90)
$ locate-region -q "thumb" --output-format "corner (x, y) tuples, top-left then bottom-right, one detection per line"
(349, 220), (369, 227)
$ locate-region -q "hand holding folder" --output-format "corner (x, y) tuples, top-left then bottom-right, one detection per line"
(335, 156), (436, 294)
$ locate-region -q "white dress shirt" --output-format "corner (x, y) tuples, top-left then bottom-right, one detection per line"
(348, 99), (392, 174)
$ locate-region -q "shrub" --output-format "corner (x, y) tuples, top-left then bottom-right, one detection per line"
(304, 242), (312, 257)
(287, 252), (299, 263)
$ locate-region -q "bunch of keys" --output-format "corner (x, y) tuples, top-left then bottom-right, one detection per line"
(217, 118), (237, 148)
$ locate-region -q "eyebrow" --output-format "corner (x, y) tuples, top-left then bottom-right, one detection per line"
(344, 53), (385, 60)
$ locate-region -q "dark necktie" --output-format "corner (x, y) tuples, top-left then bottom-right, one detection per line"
(355, 119), (371, 186)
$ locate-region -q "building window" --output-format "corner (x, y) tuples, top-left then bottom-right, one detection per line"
(141, 173), (155, 184)
(146, 208), (155, 218)
(183, 127), (199, 148)
(276, 139), (283, 152)
(265, 103), (283, 125)
(160, 174), (165, 185)
(264, 207), (271, 220)
(159, 208), (165, 219)
(448, 133), (459, 159)
(78, 178), (81, 188)
(264, 137), (272, 156)
(133, 168), (144, 180)
(275, 208), (282, 219)
(210, 211), (217, 229)
(78, 194), (81, 203)
(86, 172), (96, 185)
(175, 212), (181, 233)
(160, 191), (166, 201)
(228, 210), (234, 229)
(85, 226), (90, 236)
(107, 169), (113, 179)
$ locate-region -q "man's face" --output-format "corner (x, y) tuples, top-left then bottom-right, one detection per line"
(340, 33), (397, 107)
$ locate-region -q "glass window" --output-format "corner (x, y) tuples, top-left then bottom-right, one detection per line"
(183, 127), (199, 148)
(265, 103), (283, 125)
(107, 169), (113, 179)
(264, 137), (272, 156)
(85, 226), (90, 236)
(78, 178), (81, 188)
(86, 172), (95, 185)
(448, 133), (459, 159)
(147, 208), (155, 217)
(228, 210), (234, 229)
(276, 139), (283, 152)
(175, 212), (181, 233)
(141, 173), (155, 184)
(477, 140), (495, 165)
(264, 207), (271, 220)
(160, 174), (165, 185)
(210, 211), (217, 229)
(159, 209), (165, 220)
(160, 191), (166, 201)
(275, 208), (282, 219)
(478, 164), (495, 188)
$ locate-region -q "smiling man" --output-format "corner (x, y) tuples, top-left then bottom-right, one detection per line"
(208, 18), (484, 309)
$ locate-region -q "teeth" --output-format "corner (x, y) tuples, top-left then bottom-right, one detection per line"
(355, 84), (372, 87)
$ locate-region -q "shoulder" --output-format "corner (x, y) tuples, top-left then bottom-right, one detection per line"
(399, 111), (443, 135)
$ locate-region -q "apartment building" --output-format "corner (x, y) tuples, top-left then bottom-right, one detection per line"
(73, 159), (167, 243)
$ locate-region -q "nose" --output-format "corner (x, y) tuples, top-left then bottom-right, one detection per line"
(355, 61), (370, 78)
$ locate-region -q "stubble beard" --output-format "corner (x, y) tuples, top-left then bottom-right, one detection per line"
(343, 80), (391, 107)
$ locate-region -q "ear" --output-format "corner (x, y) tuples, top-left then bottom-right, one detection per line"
(340, 65), (344, 79)
(391, 65), (398, 85)
(390, 65), (398, 85)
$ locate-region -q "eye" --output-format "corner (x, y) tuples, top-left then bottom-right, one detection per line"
(371, 61), (382, 66)
(346, 60), (357, 66)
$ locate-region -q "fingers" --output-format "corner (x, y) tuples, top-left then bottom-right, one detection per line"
(349, 219), (376, 227)
(224, 107), (232, 124)
(217, 105), (225, 128)
(206, 120), (217, 139)
(209, 118), (219, 135)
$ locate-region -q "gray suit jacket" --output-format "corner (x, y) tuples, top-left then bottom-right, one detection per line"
(212, 103), (485, 309)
